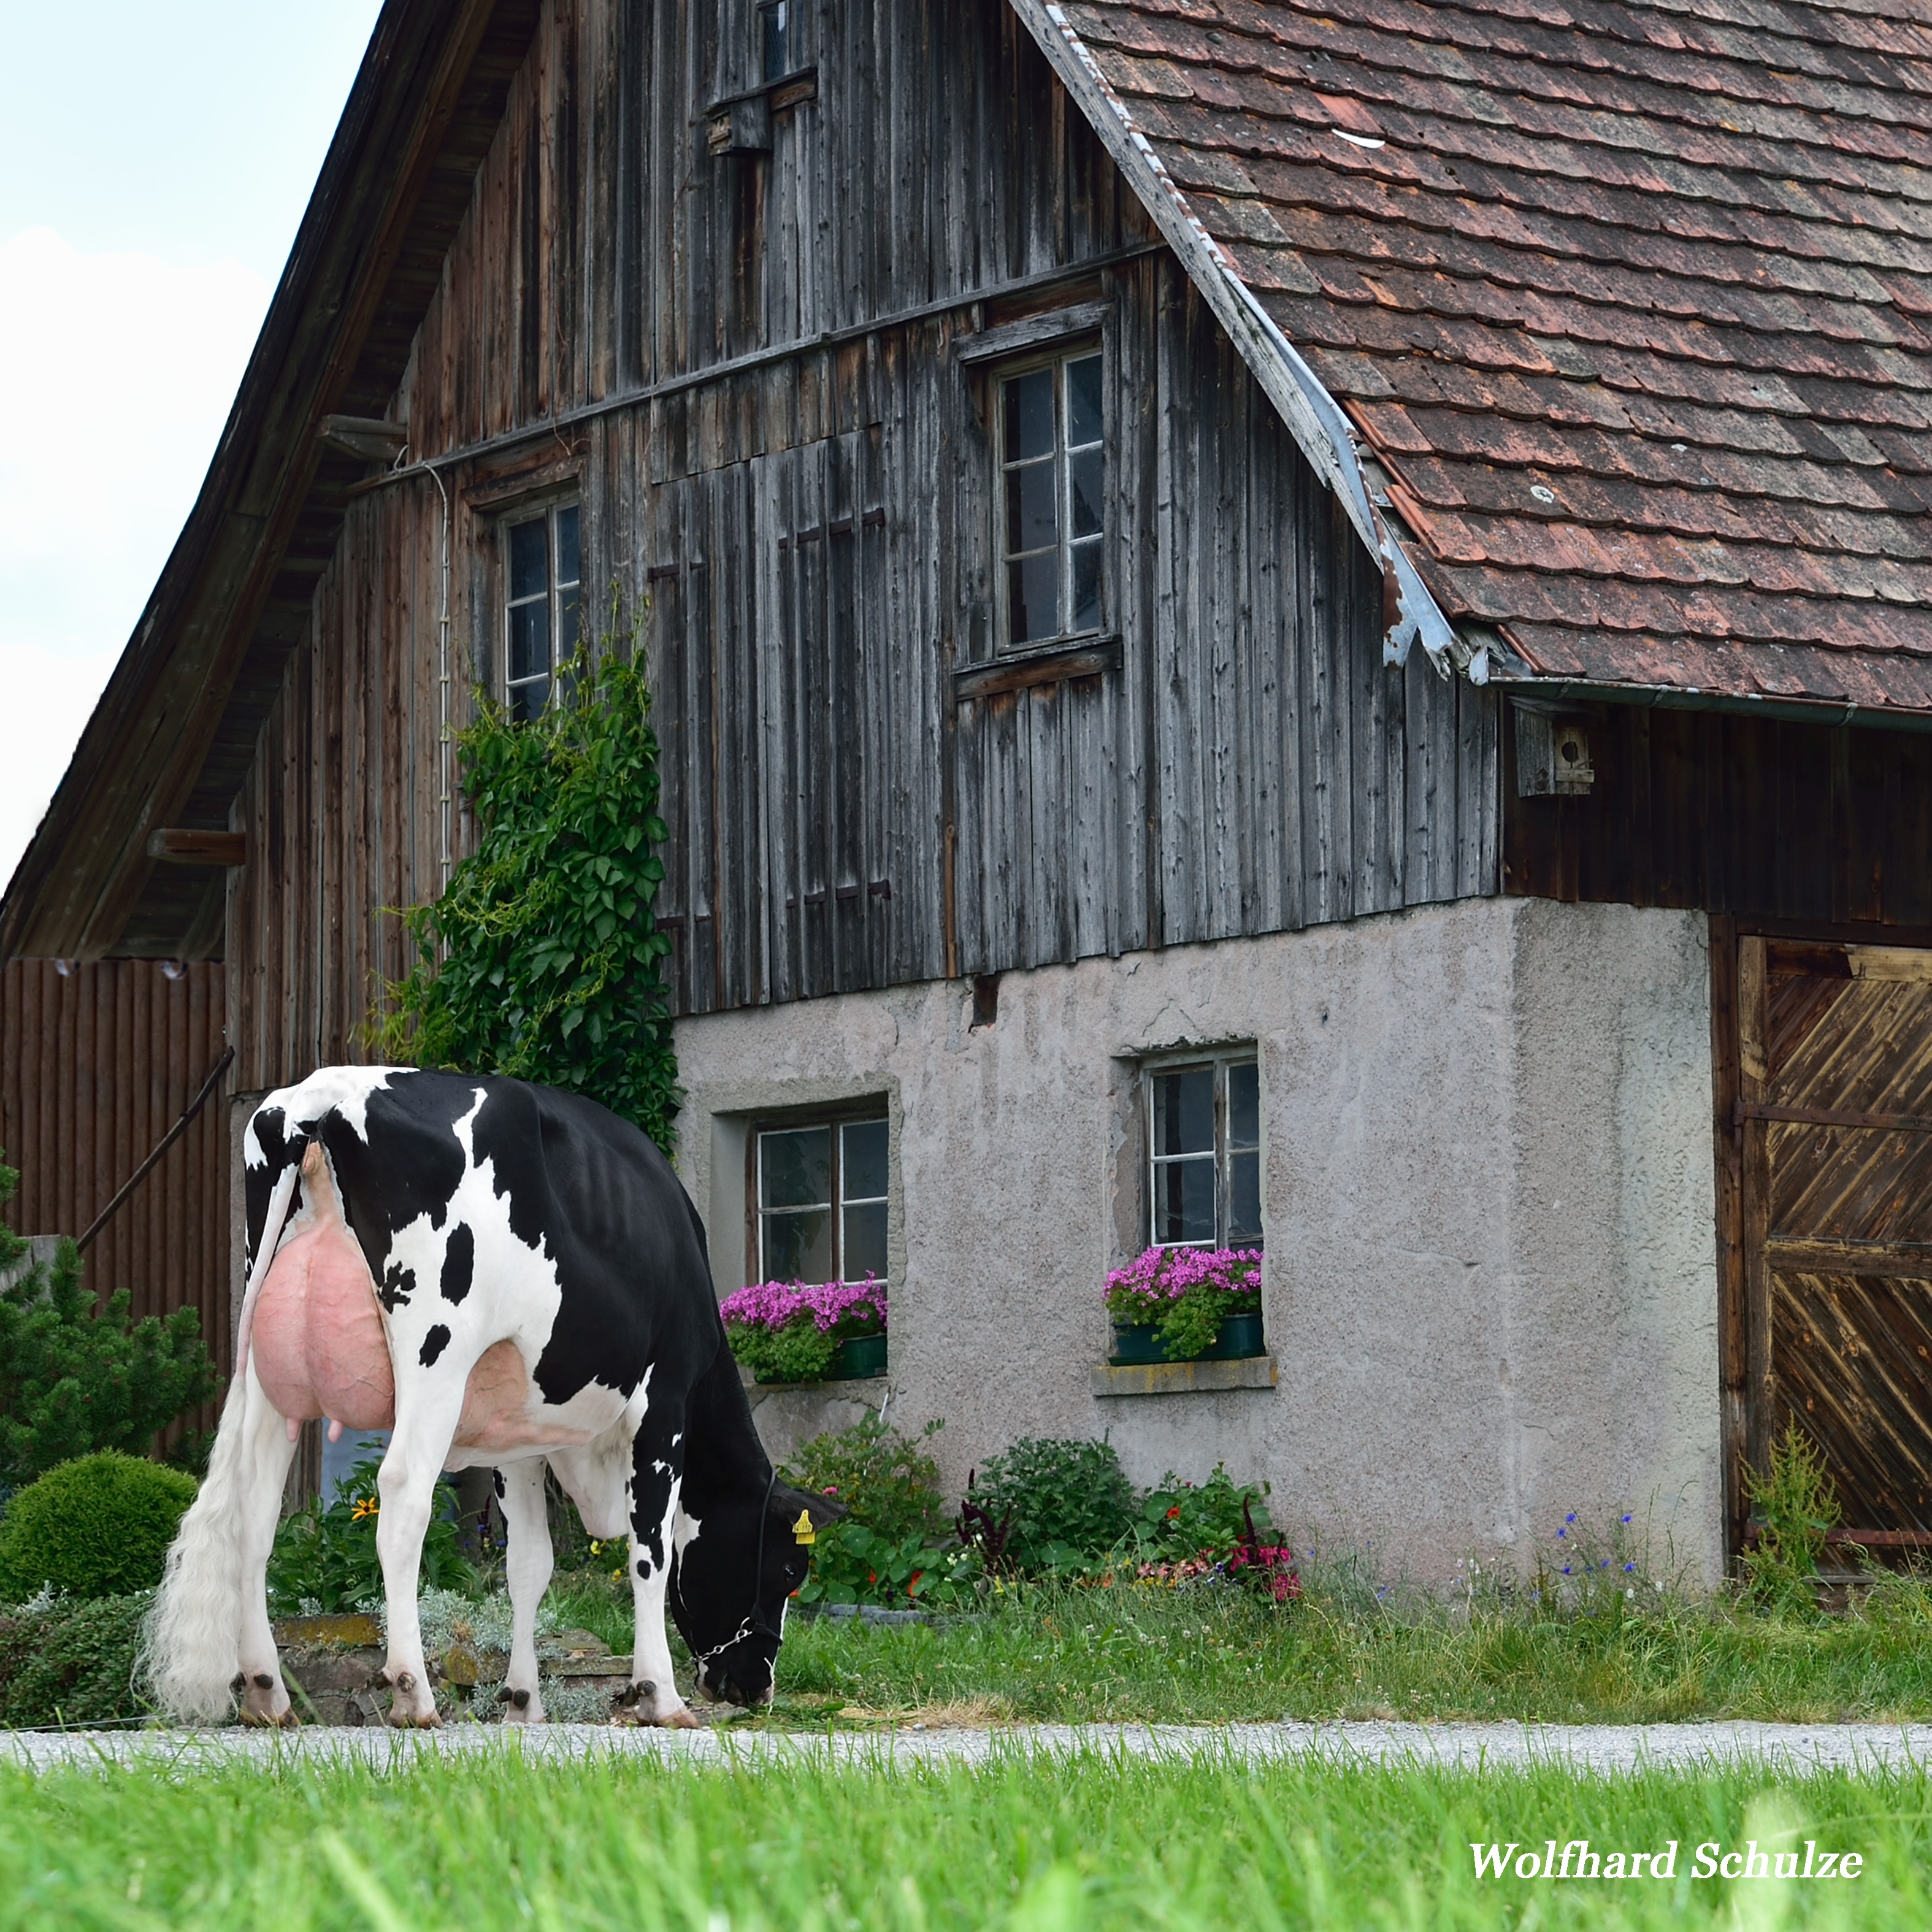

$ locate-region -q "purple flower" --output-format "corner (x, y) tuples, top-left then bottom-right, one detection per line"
(719, 1276), (887, 1335)
(1103, 1245), (1263, 1317)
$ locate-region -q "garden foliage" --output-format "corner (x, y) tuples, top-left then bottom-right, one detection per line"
(961, 1436), (1138, 1573)
(0, 1155), (218, 1487)
(374, 618), (681, 1151)
(780, 1416), (978, 1609)
(266, 1455), (474, 1614)
(0, 1589), (150, 1727)
(721, 1279), (887, 1385)
(0, 1451), (197, 1601)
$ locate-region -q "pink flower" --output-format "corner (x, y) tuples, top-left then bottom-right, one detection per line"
(719, 1276), (887, 1335)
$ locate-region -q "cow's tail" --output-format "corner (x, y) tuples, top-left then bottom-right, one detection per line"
(139, 1156), (302, 1722)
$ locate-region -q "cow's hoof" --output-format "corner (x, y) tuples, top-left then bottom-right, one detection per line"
(240, 1705), (298, 1730)
(502, 1687), (544, 1725)
(387, 1707), (443, 1730)
(659, 1704), (703, 1731)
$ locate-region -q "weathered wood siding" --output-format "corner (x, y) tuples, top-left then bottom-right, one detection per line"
(0, 959), (231, 1374)
(1505, 703), (1932, 935)
(225, 0), (1499, 1084)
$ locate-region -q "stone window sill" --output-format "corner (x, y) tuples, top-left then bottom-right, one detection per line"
(1089, 1355), (1278, 1397)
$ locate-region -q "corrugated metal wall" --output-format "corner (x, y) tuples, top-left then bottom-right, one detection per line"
(0, 959), (231, 1377)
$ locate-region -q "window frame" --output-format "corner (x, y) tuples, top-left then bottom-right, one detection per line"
(1141, 1049), (1263, 1252)
(756, 0), (793, 82)
(745, 1102), (892, 1287)
(500, 497), (583, 721)
(993, 338), (1106, 656)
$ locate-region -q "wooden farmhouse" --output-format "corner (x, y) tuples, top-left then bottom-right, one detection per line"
(7, 0), (1932, 1581)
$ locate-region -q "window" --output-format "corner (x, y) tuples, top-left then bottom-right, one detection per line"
(1146, 1055), (1261, 1249)
(757, 0), (789, 81)
(999, 348), (1103, 647)
(756, 1116), (888, 1283)
(504, 502), (581, 722)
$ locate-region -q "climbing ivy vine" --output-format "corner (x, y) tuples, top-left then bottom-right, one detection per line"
(375, 600), (680, 1150)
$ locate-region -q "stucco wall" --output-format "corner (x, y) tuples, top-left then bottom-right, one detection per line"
(673, 899), (1722, 1587)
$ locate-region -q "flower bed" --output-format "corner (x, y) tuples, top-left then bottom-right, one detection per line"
(1103, 1246), (1263, 1363)
(721, 1278), (888, 1384)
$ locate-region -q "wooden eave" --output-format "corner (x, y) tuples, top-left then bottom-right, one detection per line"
(0, 0), (542, 963)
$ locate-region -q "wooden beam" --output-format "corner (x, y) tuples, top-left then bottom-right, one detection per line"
(318, 415), (410, 462)
(145, 829), (247, 867)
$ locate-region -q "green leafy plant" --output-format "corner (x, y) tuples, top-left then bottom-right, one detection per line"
(782, 1414), (946, 1543)
(266, 1455), (475, 1614)
(962, 1437), (1136, 1573)
(0, 1451), (197, 1601)
(0, 1589), (151, 1726)
(793, 1520), (981, 1609)
(1131, 1465), (1273, 1563)
(1742, 1422), (1840, 1613)
(374, 605), (681, 1150)
(0, 1155), (220, 1487)
(781, 1416), (978, 1609)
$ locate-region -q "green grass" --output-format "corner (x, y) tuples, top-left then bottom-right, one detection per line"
(1, 1751), (1925, 1929)
(542, 1571), (1932, 1728)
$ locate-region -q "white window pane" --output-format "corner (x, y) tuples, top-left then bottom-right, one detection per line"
(1005, 459), (1057, 555)
(1071, 540), (1101, 634)
(760, 1127), (832, 1209)
(1002, 367), (1055, 462)
(1227, 1062), (1259, 1149)
(1007, 553), (1059, 643)
(1067, 354), (1103, 445)
(554, 504), (580, 588)
(1152, 1067), (1214, 1157)
(509, 518), (548, 599)
(843, 1200), (887, 1281)
(1070, 448), (1103, 540)
(763, 1208), (834, 1284)
(842, 1119), (889, 1200)
(509, 600), (549, 684)
(1229, 1148), (1262, 1248)
(1153, 1156), (1216, 1245)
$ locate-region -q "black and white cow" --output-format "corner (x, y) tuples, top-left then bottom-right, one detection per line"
(143, 1067), (840, 1727)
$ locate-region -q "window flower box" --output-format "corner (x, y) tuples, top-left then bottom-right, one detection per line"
(721, 1278), (887, 1385)
(1105, 1247), (1263, 1365)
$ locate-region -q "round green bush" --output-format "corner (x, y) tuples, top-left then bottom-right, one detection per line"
(0, 1451), (197, 1601)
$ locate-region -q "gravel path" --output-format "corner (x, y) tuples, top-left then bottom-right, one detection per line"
(6, 1720), (1931, 1776)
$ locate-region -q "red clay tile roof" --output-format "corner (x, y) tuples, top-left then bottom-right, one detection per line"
(1037, 0), (1932, 714)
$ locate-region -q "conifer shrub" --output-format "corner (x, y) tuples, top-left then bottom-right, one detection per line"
(0, 1451), (197, 1601)
(0, 1154), (219, 1487)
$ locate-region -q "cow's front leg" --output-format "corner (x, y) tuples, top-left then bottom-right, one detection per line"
(494, 1459), (552, 1724)
(236, 1364), (301, 1727)
(375, 1380), (467, 1728)
(616, 1406), (699, 1729)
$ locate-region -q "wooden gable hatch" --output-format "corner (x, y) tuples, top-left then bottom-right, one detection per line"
(4, 0), (1932, 1560)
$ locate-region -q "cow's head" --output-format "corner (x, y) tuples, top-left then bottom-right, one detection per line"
(672, 1479), (845, 1707)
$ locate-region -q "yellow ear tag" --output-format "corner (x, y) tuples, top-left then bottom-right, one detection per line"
(792, 1508), (816, 1546)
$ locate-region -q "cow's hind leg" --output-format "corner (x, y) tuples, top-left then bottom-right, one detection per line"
(374, 1376), (469, 1727)
(494, 1459), (552, 1724)
(616, 1403), (699, 1728)
(235, 1365), (301, 1726)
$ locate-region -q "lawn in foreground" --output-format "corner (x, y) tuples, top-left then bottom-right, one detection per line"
(543, 1572), (1932, 1728)
(1, 1751), (1924, 1930)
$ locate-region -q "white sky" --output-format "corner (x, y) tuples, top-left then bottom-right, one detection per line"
(0, 1), (385, 893)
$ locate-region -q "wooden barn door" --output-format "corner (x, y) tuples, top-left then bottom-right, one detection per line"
(1738, 937), (1932, 1551)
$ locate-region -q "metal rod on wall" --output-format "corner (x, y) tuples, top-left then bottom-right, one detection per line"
(77, 1044), (234, 1253)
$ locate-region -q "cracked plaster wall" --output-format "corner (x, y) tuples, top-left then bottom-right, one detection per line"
(672, 897), (1722, 1588)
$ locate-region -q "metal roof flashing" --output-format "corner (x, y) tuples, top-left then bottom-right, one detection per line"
(1014, 0), (1478, 686)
